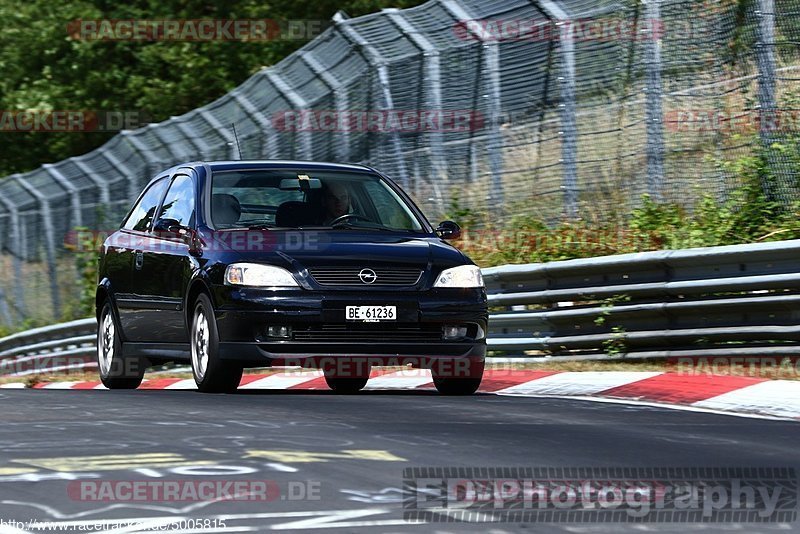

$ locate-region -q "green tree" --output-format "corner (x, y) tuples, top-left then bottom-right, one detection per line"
(0, 0), (425, 175)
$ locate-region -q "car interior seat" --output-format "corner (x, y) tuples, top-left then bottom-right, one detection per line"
(275, 201), (318, 227)
(211, 193), (242, 227)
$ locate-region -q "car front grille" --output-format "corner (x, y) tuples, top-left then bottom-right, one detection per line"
(292, 324), (442, 342)
(308, 267), (423, 287)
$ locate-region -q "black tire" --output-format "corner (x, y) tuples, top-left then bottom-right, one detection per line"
(190, 293), (243, 393)
(432, 360), (484, 396)
(324, 365), (370, 394)
(97, 301), (145, 389)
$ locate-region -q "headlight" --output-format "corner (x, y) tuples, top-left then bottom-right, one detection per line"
(433, 265), (484, 288)
(224, 263), (299, 288)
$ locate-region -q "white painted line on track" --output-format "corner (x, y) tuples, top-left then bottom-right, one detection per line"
(693, 380), (800, 420)
(496, 371), (663, 396)
(362, 370), (433, 390)
(164, 379), (198, 390)
(238, 371), (323, 390)
(39, 381), (81, 389)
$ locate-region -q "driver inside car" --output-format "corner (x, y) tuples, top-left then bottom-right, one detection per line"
(319, 181), (353, 225)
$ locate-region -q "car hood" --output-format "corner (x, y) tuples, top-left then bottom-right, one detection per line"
(203, 229), (470, 271)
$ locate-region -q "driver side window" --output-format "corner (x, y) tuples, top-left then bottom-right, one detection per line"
(157, 174), (195, 228)
(122, 177), (169, 232)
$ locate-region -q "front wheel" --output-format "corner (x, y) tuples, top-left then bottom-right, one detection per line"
(432, 360), (484, 395)
(97, 301), (144, 389)
(190, 293), (243, 393)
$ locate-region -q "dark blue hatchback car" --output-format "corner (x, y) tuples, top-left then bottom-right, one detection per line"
(96, 161), (488, 394)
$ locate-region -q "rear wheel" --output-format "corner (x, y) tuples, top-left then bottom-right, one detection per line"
(432, 360), (484, 395)
(97, 301), (144, 389)
(190, 293), (243, 393)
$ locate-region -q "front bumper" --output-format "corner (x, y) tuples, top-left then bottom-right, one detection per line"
(212, 285), (488, 367)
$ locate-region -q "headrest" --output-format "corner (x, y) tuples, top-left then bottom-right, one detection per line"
(211, 193), (241, 226)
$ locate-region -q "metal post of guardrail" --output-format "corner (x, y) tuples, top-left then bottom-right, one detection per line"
(231, 91), (279, 159)
(440, 0), (505, 213)
(644, 0), (665, 201)
(12, 175), (61, 321)
(265, 70), (313, 161)
(333, 12), (411, 191)
(385, 8), (447, 205)
(299, 50), (351, 162)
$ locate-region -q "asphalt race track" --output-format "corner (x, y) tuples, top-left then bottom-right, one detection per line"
(0, 389), (798, 533)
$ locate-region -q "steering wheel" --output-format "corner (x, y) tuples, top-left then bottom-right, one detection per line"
(328, 213), (370, 226)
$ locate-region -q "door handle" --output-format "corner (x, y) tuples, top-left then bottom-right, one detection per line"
(134, 251), (144, 270)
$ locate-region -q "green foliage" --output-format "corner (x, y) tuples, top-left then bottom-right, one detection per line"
(594, 295), (630, 358)
(0, 0), (426, 176)
(603, 326), (628, 358)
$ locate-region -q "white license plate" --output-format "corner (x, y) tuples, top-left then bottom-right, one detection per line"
(346, 305), (396, 322)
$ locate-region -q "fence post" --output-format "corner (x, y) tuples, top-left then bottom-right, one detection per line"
(13, 175), (61, 320)
(174, 120), (211, 160)
(150, 124), (194, 162)
(69, 158), (110, 229)
(300, 50), (350, 162)
(265, 70), (313, 160)
(756, 0), (783, 204)
(333, 12), (410, 190)
(120, 132), (161, 200)
(538, 1), (578, 218)
(100, 150), (137, 213)
(231, 91), (279, 159)
(43, 164), (83, 228)
(385, 9), (447, 204)
(0, 196), (26, 320)
(644, 0), (665, 201)
(557, 28), (577, 217)
(440, 0), (505, 213)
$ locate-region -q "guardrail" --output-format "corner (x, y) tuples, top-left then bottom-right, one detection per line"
(3, 239), (800, 376)
(485, 239), (800, 359)
(0, 318), (96, 376)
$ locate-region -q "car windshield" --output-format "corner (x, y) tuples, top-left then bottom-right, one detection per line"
(210, 169), (425, 232)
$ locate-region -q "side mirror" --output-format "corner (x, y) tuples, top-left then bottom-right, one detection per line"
(435, 220), (461, 240)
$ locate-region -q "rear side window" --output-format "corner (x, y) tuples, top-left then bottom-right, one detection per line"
(122, 177), (168, 231)
(158, 174), (195, 227)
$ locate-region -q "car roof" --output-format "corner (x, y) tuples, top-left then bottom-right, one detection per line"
(154, 160), (375, 176)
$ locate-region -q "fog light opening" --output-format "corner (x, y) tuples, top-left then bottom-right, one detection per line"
(442, 325), (468, 340)
(267, 325), (292, 339)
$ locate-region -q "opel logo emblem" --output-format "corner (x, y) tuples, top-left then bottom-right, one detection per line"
(359, 268), (377, 284)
